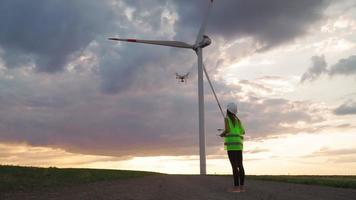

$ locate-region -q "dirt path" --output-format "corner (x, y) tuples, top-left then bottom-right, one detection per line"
(1, 175), (356, 200)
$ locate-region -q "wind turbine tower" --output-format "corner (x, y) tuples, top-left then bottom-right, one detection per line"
(109, 0), (214, 175)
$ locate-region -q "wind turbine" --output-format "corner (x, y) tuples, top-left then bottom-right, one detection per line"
(109, 0), (214, 175)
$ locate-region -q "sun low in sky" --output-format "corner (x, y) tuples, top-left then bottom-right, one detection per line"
(0, 0), (355, 175)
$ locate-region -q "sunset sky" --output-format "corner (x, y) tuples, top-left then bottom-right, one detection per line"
(0, 0), (356, 175)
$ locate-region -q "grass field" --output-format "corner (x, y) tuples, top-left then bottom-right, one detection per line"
(0, 165), (159, 193)
(1, 165), (356, 193)
(247, 175), (356, 189)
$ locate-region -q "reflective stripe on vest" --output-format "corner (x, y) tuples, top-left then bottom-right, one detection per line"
(225, 134), (244, 139)
(224, 142), (243, 146)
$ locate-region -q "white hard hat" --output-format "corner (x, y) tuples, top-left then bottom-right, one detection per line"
(227, 102), (237, 115)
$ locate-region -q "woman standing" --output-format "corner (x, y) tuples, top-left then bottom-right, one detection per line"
(220, 102), (245, 193)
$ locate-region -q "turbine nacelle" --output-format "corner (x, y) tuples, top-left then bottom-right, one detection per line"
(194, 35), (212, 50)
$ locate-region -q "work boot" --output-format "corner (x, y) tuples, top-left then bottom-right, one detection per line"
(240, 185), (245, 192)
(229, 186), (241, 193)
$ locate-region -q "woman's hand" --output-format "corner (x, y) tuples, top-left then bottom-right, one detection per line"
(219, 131), (227, 137)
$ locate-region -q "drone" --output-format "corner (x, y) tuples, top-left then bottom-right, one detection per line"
(176, 72), (190, 83)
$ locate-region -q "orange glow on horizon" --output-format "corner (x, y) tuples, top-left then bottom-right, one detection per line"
(1, 130), (356, 175)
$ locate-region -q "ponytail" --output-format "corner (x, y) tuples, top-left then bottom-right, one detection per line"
(227, 110), (237, 126)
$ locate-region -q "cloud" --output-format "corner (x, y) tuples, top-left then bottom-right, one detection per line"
(305, 147), (356, 163)
(0, 142), (122, 167)
(239, 79), (273, 94)
(336, 123), (352, 128)
(244, 148), (270, 154)
(301, 55), (356, 82)
(0, 0), (194, 94)
(101, 0), (331, 94)
(240, 97), (325, 137)
(309, 147), (356, 157)
(91, 0), (197, 94)
(300, 55), (328, 82)
(175, 0), (329, 51)
(0, 0), (331, 94)
(0, 1), (334, 158)
(333, 100), (356, 115)
(0, 0), (117, 73)
(329, 55), (356, 76)
(0, 70), (326, 157)
(238, 76), (298, 97)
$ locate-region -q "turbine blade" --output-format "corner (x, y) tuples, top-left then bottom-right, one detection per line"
(195, 0), (214, 45)
(108, 38), (193, 49)
(195, 49), (225, 118)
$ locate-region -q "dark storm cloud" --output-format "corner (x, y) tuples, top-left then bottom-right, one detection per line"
(97, 0), (196, 94)
(300, 55), (328, 82)
(0, 0), (333, 158)
(0, 0), (116, 72)
(0, 70), (202, 156)
(0, 0), (189, 94)
(0, 0), (330, 93)
(333, 100), (356, 115)
(0, 71), (325, 157)
(174, 0), (329, 50)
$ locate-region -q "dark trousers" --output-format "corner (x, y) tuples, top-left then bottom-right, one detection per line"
(228, 150), (245, 186)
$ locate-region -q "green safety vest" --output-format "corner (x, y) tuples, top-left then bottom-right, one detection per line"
(224, 116), (245, 151)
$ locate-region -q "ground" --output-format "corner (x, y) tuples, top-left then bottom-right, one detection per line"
(1, 175), (356, 200)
